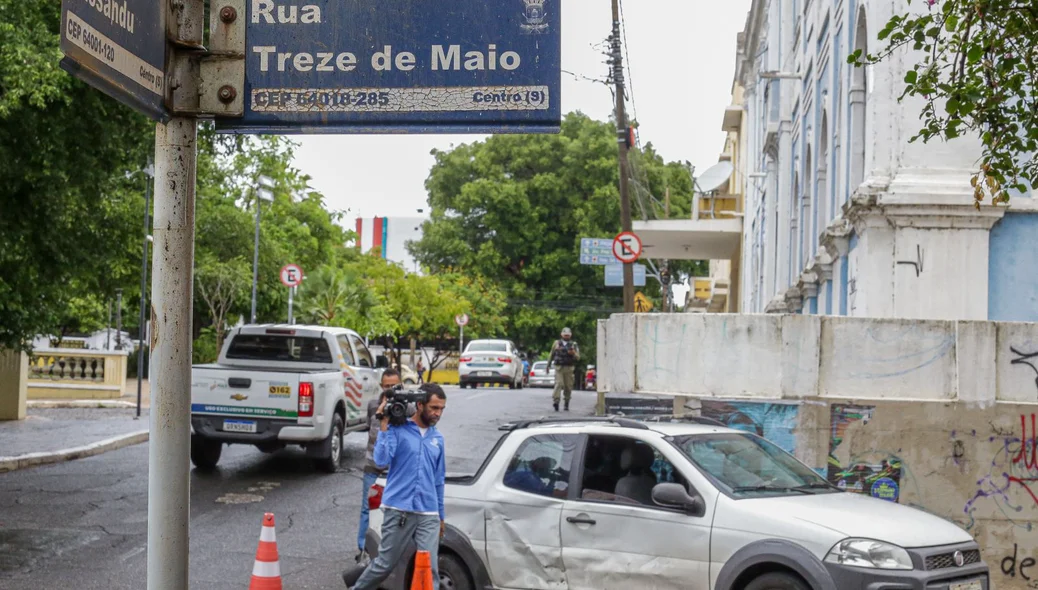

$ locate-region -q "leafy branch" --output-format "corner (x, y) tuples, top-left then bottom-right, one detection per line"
(851, 0), (1038, 208)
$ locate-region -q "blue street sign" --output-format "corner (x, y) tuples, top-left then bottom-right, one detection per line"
(605, 264), (646, 287)
(60, 0), (168, 122)
(580, 238), (618, 265)
(218, 0), (561, 134)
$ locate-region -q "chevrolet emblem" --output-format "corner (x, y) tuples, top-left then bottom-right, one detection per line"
(230, 393), (248, 401)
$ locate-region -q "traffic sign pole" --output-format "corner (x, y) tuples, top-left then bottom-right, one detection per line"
(147, 116), (197, 590)
(144, 0), (203, 586)
(288, 285), (295, 324)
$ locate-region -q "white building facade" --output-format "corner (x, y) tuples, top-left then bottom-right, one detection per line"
(735, 0), (1038, 322)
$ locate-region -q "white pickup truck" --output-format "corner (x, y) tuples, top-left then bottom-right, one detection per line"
(190, 324), (386, 472)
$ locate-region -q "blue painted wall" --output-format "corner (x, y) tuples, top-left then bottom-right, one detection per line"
(825, 281), (834, 315)
(989, 212), (1038, 321)
(839, 255), (849, 316)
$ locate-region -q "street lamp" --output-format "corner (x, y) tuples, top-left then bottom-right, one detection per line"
(127, 160), (154, 418)
(251, 175), (275, 324)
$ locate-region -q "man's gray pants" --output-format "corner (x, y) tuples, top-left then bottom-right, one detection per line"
(352, 508), (440, 590)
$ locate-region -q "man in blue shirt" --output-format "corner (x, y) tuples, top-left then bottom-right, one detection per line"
(346, 383), (447, 590)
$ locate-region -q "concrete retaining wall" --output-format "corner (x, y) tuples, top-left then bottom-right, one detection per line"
(597, 313), (1038, 589)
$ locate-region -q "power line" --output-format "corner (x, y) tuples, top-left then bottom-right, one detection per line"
(618, 0), (638, 123)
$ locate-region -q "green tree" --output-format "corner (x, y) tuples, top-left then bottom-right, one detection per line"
(0, 0), (153, 350)
(410, 112), (704, 364)
(855, 0), (1038, 206)
(194, 254), (251, 354)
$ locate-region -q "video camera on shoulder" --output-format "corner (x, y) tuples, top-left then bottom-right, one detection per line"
(383, 384), (426, 427)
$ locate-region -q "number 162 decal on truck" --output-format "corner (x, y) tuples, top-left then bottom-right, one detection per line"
(190, 325), (388, 472)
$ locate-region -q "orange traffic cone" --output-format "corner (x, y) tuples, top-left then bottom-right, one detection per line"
(410, 550), (434, 590)
(249, 513), (283, 590)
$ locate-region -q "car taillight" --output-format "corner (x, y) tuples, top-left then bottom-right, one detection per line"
(368, 483), (384, 510)
(498, 357), (512, 363)
(459, 357), (472, 363)
(298, 382), (314, 417)
(530, 370), (537, 376)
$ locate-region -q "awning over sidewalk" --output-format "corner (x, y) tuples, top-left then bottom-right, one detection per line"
(633, 218), (743, 261)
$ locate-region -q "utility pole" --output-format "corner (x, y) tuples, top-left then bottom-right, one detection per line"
(610, 0), (634, 313)
(147, 0), (202, 586)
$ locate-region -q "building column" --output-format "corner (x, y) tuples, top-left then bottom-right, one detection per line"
(0, 349), (28, 421)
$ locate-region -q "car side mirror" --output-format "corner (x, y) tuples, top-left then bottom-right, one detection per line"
(375, 355), (389, 369)
(652, 483), (701, 515)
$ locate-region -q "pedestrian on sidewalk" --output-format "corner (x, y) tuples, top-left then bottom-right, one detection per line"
(550, 327), (580, 412)
(416, 357), (425, 384)
(354, 368), (401, 566)
(345, 383), (448, 590)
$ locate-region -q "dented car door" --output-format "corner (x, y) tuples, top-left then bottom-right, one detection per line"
(560, 434), (714, 590)
(482, 432), (580, 590)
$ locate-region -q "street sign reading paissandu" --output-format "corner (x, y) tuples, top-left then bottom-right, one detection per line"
(218, 0), (562, 134)
(59, 0), (168, 122)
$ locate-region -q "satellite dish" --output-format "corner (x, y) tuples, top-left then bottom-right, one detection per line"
(695, 161), (734, 194)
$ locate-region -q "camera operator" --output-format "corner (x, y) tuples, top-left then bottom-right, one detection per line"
(345, 383), (448, 590)
(550, 327), (580, 412)
(353, 368), (401, 566)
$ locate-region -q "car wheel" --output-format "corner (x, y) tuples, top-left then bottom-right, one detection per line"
(438, 553), (473, 590)
(316, 414), (344, 473)
(744, 572), (811, 590)
(190, 434), (222, 470)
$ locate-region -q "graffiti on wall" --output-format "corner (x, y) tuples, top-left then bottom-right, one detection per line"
(962, 413), (1038, 532)
(828, 404), (903, 502)
(700, 400), (799, 455)
(1011, 347), (1038, 397)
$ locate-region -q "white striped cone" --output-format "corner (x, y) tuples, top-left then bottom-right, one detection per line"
(249, 513), (283, 590)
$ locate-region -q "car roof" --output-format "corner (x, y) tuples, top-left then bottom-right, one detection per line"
(504, 417), (741, 438)
(236, 324), (358, 337)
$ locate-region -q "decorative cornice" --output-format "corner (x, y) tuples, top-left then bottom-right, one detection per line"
(820, 217), (853, 259)
(764, 296), (790, 314)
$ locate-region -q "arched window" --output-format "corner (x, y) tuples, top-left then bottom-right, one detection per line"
(802, 146), (813, 270)
(790, 171), (800, 286)
(818, 112), (830, 232)
(849, 7), (869, 195)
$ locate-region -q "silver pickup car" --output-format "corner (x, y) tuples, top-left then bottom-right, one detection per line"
(362, 417), (988, 590)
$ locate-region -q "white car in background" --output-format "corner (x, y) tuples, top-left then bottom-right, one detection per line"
(527, 360), (556, 388)
(458, 339), (524, 389)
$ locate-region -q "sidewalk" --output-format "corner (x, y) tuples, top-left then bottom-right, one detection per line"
(0, 379), (154, 473)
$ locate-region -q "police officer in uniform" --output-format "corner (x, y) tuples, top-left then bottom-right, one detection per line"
(550, 327), (580, 411)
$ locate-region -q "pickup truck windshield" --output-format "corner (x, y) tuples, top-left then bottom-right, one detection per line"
(672, 432), (836, 497)
(225, 335), (333, 363)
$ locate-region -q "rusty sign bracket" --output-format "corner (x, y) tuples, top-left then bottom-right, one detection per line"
(172, 0), (245, 117)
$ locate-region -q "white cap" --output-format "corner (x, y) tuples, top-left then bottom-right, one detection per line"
(561, 327), (572, 336)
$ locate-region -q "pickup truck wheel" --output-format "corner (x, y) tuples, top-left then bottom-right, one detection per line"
(744, 572), (811, 590)
(438, 553), (472, 590)
(316, 414), (344, 473)
(190, 434), (222, 470)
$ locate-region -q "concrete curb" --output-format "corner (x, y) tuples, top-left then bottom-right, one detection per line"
(27, 400), (139, 409)
(0, 430), (149, 473)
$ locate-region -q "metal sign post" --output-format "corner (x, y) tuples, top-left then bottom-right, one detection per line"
(455, 314), (469, 355)
(281, 264), (304, 323)
(147, 116), (198, 590)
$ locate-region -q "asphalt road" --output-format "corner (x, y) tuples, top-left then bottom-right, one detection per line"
(0, 385), (597, 589)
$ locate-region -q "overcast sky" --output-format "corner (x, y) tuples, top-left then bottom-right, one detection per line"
(290, 0), (753, 222)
